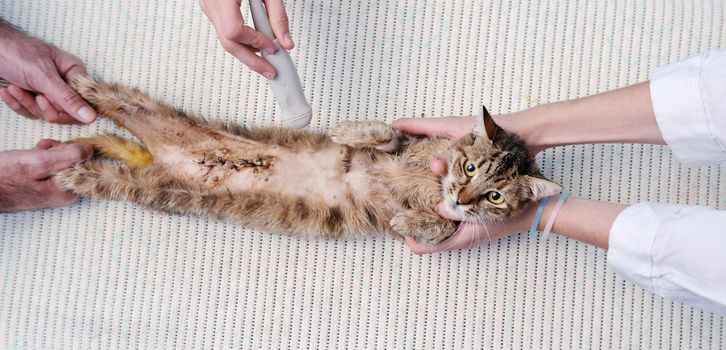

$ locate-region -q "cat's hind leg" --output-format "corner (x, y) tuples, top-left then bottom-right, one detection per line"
(54, 158), (178, 203)
(55, 159), (215, 218)
(55, 159), (368, 239)
(329, 121), (401, 152)
(71, 78), (214, 148)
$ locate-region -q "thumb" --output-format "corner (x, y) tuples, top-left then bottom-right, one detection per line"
(33, 143), (93, 179)
(53, 49), (89, 83)
(392, 116), (475, 139)
(265, 0), (293, 49)
(39, 74), (96, 124)
(62, 64), (88, 83)
(429, 156), (448, 176)
(392, 117), (452, 137)
(34, 138), (62, 150)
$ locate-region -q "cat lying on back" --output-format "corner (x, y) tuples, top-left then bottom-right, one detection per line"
(22, 78), (561, 244)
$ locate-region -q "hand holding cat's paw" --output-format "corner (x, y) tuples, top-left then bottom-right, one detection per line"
(390, 209), (457, 246)
(330, 121), (400, 152)
(0, 140), (92, 211)
(0, 22), (96, 123)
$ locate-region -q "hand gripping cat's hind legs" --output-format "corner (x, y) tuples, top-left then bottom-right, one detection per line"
(329, 121), (401, 152)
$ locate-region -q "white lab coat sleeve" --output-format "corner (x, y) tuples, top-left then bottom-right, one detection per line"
(650, 49), (726, 166)
(608, 203), (726, 316)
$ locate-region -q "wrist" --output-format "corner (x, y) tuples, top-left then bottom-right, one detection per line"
(538, 196), (626, 249)
(528, 194), (563, 233)
(493, 102), (567, 153)
(0, 23), (22, 77)
(535, 192), (570, 233)
(0, 19), (19, 40)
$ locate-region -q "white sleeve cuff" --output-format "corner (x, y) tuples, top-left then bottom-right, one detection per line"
(607, 203), (668, 292)
(608, 202), (726, 316)
(650, 49), (726, 166)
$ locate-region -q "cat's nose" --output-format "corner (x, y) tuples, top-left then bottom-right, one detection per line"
(456, 189), (477, 205)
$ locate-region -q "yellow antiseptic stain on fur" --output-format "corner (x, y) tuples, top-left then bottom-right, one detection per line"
(72, 134), (153, 168)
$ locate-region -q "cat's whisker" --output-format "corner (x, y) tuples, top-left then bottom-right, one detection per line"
(475, 218), (483, 249)
(476, 216), (486, 247)
(463, 220), (477, 250)
(477, 216), (492, 243)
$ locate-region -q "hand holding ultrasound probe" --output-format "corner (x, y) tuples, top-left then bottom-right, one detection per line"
(202, 0), (312, 128)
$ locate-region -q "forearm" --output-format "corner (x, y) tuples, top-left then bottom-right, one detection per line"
(495, 82), (665, 151)
(0, 18), (24, 50)
(0, 17), (14, 31)
(535, 196), (626, 249)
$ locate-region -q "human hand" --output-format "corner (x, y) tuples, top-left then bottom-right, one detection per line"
(0, 139), (92, 212)
(399, 199), (540, 254)
(392, 116), (476, 140)
(392, 115), (544, 154)
(392, 116), (537, 254)
(201, 0), (294, 78)
(403, 155), (538, 254)
(0, 23), (96, 124)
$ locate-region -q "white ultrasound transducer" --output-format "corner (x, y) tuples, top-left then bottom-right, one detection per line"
(249, 0), (312, 129)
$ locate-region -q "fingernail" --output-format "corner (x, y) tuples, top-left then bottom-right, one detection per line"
(264, 71), (275, 80)
(77, 106), (95, 123)
(8, 86), (21, 100)
(284, 33), (294, 48)
(264, 47), (276, 55)
(37, 96), (47, 111)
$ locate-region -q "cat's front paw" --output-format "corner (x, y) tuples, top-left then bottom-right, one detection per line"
(390, 210), (456, 245)
(329, 121), (399, 152)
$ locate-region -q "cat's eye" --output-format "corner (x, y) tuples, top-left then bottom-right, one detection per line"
(463, 160), (477, 177)
(486, 191), (505, 204)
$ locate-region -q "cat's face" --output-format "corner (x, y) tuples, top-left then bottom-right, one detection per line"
(440, 110), (561, 223)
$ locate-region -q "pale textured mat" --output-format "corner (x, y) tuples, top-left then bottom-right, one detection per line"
(1, 0), (725, 349)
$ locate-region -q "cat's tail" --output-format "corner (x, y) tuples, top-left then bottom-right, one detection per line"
(69, 134), (153, 168)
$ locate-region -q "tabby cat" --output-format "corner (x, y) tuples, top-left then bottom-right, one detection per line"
(18, 78), (561, 244)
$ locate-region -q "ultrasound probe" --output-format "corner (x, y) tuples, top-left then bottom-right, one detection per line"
(249, 0), (312, 128)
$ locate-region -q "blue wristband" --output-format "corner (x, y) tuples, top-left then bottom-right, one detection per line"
(528, 196), (550, 238)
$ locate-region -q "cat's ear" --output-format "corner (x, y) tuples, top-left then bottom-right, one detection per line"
(472, 105), (498, 141)
(525, 175), (562, 200)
